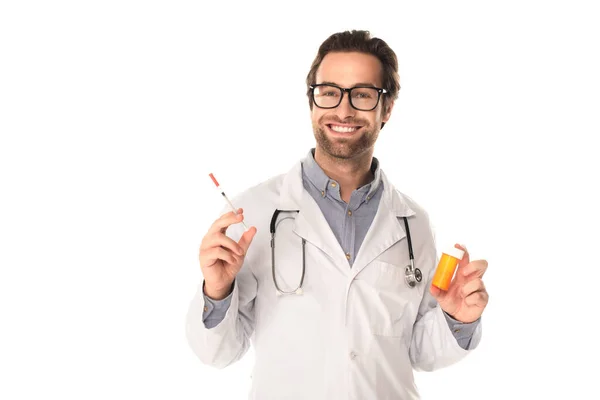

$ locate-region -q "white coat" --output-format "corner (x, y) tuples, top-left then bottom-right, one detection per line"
(186, 160), (482, 400)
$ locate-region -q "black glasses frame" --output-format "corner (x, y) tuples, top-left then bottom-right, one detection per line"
(309, 83), (388, 111)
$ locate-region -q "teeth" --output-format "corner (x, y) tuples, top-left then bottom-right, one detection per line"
(330, 125), (357, 133)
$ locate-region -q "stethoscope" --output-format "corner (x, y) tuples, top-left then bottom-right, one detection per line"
(270, 209), (422, 296)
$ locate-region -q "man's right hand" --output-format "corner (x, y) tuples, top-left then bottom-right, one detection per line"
(199, 208), (257, 300)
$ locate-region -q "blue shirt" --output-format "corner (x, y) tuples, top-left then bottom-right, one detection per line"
(202, 149), (479, 349)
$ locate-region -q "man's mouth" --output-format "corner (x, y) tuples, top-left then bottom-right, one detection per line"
(327, 123), (361, 133)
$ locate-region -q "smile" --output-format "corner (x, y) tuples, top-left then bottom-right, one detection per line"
(327, 124), (361, 133)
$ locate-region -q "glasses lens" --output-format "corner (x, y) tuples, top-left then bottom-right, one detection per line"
(312, 85), (342, 108)
(350, 87), (380, 110)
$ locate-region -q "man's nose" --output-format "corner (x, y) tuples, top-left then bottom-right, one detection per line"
(334, 92), (356, 120)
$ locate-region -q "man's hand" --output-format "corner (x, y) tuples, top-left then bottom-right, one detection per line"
(199, 208), (257, 300)
(430, 244), (489, 323)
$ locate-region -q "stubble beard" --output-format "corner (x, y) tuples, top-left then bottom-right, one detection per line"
(313, 121), (379, 160)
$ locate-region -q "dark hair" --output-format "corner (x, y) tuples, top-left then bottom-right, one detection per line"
(306, 30), (400, 124)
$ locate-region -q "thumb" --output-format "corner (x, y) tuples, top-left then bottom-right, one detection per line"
(455, 243), (471, 274)
(238, 226), (257, 252)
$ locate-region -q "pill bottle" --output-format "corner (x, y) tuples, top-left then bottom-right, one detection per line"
(432, 247), (465, 291)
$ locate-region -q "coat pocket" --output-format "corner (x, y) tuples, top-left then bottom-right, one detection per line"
(356, 260), (423, 341)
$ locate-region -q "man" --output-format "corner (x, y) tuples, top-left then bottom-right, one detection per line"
(186, 30), (489, 399)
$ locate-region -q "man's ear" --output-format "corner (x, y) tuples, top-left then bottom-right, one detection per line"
(380, 100), (395, 130)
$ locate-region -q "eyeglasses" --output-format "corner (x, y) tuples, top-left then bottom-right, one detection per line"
(310, 83), (388, 111)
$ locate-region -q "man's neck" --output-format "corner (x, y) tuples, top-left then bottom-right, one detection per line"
(314, 147), (374, 203)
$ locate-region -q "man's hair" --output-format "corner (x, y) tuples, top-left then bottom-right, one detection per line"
(305, 30), (400, 124)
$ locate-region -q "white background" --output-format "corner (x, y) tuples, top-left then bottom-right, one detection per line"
(1, 0), (599, 399)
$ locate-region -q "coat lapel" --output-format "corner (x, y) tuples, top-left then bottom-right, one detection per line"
(349, 170), (416, 280)
(278, 162), (350, 277)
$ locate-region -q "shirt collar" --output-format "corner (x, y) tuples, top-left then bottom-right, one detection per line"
(302, 148), (382, 198)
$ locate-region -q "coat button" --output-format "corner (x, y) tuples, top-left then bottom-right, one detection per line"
(349, 351), (357, 360)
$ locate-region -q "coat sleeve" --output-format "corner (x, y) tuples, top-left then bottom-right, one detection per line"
(185, 226), (258, 369)
(408, 212), (483, 371)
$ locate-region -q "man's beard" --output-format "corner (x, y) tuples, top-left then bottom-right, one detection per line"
(313, 117), (379, 160)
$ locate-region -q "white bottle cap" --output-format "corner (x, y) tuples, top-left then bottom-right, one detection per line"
(443, 247), (465, 260)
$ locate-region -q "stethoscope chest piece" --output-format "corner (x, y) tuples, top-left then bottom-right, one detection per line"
(414, 268), (422, 282)
(404, 265), (422, 288)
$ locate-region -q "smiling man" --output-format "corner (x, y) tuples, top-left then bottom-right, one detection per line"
(308, 50), (393, 202)
(187, 30), (489, 399)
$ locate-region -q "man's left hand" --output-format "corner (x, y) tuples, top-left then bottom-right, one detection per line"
(430, 244), (489, 323)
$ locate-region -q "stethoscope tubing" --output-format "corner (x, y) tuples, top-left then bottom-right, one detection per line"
(270, 209), (421, 295)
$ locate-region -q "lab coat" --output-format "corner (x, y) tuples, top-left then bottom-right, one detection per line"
(186, 160), (482, 399)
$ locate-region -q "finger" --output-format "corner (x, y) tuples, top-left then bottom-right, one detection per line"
(462, 259), (488, 277)
(208, 209), (244, 234)
(238, 226), (257, 252)
(203, 247), (237, 267)
(218, 207), (243, 218)
(464, 290), (489, 307)
(202, 233), (244, 256)
(454, 243), (471, 273)
(460, 278), (485, 298)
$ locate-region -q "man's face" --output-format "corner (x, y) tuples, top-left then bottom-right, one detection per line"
(311, 51), (393, 160)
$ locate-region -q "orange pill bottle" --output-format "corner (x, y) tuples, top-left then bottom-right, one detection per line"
(432, 247), (465, 291)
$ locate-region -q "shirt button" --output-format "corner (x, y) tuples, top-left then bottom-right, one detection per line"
(203, 306), (208, 312)
(346, 253), (351, 260)
(331, 182), (337, 187)
(321, 190), (325, 197)
(347, 210), (352, 216)
(454, 328), (461, 333)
